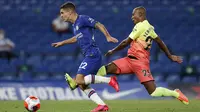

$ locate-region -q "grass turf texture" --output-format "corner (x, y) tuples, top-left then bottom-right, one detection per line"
(0, 99), (198, 112)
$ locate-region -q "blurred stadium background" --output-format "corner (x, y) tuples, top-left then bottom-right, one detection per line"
(0, 0), (200, 111)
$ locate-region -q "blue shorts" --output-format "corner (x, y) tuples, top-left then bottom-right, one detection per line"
(77, 50), (102, 75)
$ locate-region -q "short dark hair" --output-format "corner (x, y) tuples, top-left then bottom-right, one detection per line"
(60, 2), (76, 11)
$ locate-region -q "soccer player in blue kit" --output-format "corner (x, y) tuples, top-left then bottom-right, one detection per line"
(52, 2), (119, 112)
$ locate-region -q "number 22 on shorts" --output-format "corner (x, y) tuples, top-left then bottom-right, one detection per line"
(79, 62), (88, 69)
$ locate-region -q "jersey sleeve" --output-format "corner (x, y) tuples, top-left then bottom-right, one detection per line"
(150, 30), (158, 39)
(82, 15), (98, 28)
(129, 24), (141, 40)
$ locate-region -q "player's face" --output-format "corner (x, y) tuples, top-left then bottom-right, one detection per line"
(131, 9), (140, 24)
(60, 9), (72, 22)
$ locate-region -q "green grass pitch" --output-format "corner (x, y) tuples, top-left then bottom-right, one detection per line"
(0, 99), (199, 112)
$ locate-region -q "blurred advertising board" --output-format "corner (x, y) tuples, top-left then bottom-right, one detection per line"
(0, 81), (167, 100)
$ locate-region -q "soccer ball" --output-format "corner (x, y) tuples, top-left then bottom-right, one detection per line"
(24, 96), (40, 112)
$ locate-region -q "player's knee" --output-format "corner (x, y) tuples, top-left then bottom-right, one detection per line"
(75, 74), (85, 85)
(106, 63), (118, 74)
(75, 79), (84, 85)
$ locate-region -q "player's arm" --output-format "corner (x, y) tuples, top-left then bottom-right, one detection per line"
(105, 37), (132, 56)
(51, 36), (77, 47)
(95, 22), (118, 43)
(154, 37), (171, 58)
(154, 37), (182, 63)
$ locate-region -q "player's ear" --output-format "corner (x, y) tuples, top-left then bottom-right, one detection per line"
(139, 12), (143, 17)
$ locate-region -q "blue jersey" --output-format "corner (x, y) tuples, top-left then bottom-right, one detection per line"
(73, 15), (99, 56)
(73, 15), (102, 75)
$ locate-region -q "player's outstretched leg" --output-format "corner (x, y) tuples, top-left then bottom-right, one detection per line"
(143, 81), (189, 105)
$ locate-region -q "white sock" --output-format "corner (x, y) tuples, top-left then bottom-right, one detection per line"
(84, 88), (105, 105)
(84, 75), (111, 85)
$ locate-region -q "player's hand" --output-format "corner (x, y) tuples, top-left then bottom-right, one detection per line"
(105, 50), (114, 56)
(106, 36), (118, 43)
(169, 55), (183, 64)
(51, 42), (63, 47)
